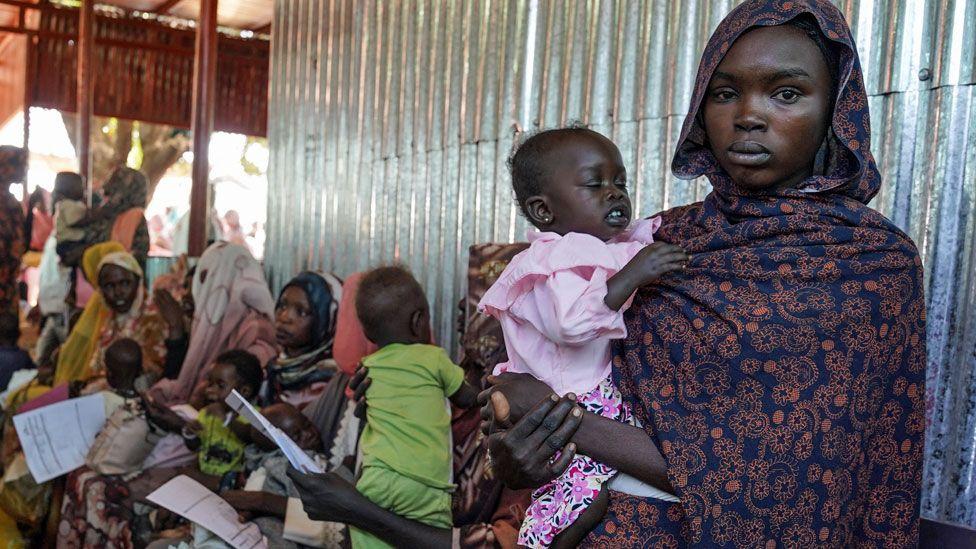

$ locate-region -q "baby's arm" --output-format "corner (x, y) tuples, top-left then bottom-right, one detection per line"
(604, 243), (688, 310)
(449, 381), (479, 410)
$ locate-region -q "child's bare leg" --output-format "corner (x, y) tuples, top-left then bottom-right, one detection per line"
(551, 485), (609, 549)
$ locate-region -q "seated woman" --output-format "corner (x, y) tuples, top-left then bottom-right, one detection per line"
(481, 1), (926, 546)
(54, 242), (183, 390)
(149, 241), (277, 407)
(266, 271), (344, 409)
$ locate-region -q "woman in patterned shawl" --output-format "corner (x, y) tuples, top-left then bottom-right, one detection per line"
(54, 243), (170, 387)
(481, 1), (926, 547)
(0, 146), (27, 314)
(86, 167), (150, 269)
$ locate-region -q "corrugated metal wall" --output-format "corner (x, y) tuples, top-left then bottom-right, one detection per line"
(266, 0), (976, 526)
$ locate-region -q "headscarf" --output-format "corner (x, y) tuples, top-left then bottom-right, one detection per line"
(54, 241), (129, 384)
(86, 167), (148, 245)
(332, 272), (377, 376)
(150, 241), (276, 405)
(280, 271), (343, 356)
(267, 271), (343, 393)
(96, 251), (143, 281)
(100, 167), (148, 217)
(609, 2), (926, 547)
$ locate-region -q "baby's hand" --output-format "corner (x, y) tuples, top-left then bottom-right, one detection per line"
(185, 420), (203, 435)
(630, 243), (688, 285)
(605, 243), (688, 311)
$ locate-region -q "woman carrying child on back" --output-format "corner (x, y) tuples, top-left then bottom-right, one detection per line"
(477, 127), (687, 547)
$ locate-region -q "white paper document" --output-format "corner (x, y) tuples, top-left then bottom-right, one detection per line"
(225, 390), (323, 474)
(169, 403), (200, 422)
(147, 475), (267, 549)
(13, 393), (106, 483)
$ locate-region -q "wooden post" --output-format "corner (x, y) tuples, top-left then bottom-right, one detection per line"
(76, 0), (93, 198)
(20, 6), (29, 151)
(20, 8), (29, 212)
(188, 0), (217, 256)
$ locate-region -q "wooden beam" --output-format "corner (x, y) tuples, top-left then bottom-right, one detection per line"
(188, 0), (216, 256)
(22, 32), (31, 157)
(21, 5), (29, 212)
(0, 25), (34, 35)
(0, 0), (39, 11)
(152, 0), (182, 15)
(76, 0), (93, 194)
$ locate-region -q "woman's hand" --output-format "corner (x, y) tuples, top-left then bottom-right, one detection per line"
(222, 490), (287, 519)
(143, 396), (188, 432)
(155, 288), (187, 339)
(484, 393), (583, 490)
(288, 467), (454, 547)
(287, 469), (364, 524)
(478, 372), (553, 428)
(348, 364), (370, 419)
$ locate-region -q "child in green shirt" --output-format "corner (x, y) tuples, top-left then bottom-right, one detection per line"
(351, 266), (478, 549)
(182, 350), (263, 477)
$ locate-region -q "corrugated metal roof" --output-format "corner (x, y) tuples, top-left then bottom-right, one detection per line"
(266, 0), (976, 526)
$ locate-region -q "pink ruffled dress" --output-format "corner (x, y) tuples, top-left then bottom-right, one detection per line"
(478, 216), (660, 547)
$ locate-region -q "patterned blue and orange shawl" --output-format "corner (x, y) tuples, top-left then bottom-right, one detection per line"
(609, 1), (926, 547)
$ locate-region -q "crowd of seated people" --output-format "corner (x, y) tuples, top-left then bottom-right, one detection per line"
(0, 161), (529, 547)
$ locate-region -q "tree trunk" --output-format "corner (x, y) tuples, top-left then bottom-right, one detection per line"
(60, 113), (189, 198)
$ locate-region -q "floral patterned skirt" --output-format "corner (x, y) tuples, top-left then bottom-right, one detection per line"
(518, 374), (633, 547)
(57, 467), (136, 549)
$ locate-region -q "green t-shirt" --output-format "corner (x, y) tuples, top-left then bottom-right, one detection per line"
(197, 408), (247, 476)
(360, 343), (464, 490)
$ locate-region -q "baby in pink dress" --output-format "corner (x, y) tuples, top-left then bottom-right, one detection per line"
(479, 127), (687, 547)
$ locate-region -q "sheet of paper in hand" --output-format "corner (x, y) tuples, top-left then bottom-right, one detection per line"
(224, 390), (323, 474)
(147, 474), (268, 549)
(169, 403), (200, 422)
(13, 393), (106, 483)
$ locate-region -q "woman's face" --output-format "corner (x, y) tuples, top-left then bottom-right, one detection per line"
(98, 264), (140, 314)
(703, 24), (832, 192)
(275, 285), (314, 354)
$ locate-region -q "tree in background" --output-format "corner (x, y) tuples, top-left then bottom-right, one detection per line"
(62, 114), (190, 200)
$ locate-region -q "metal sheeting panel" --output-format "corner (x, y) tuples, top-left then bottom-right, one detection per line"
(266, 0), (976, 526)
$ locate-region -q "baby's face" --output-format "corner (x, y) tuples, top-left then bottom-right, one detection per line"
(537, 132), (632, 242)
(260, 404), (323, 451)
(204, 362), (240, 404)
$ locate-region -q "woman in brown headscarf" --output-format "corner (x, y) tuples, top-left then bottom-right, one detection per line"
(481, 1), (926, 547)
(86, 167), (151, 270)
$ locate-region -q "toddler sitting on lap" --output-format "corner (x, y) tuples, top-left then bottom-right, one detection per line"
(350, 266), (478, 549)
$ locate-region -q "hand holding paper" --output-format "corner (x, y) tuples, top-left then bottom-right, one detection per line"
(13, 394), (106, 483)
(147, 475), (268, 549)
(224, 390), (323, 474)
